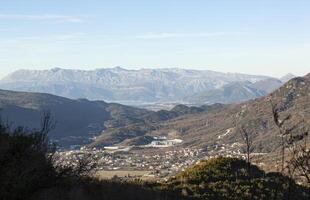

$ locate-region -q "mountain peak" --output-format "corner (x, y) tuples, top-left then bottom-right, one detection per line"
(280, 73), (296, 83)
(114, 66), (125, 70)
(51, 67), (64, 72)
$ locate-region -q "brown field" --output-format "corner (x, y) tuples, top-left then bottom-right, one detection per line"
(96, 170), (153, 180)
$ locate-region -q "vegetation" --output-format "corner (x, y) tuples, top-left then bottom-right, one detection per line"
(0, 117), (187, 200)
(165, 157), (310, 200)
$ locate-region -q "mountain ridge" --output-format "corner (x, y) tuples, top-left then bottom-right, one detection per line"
(0, 67), (282, 104)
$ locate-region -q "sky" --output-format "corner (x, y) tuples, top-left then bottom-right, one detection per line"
(0, 0), (309, 78)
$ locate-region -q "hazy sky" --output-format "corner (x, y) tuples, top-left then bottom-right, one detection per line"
(0, 0), (309, 78)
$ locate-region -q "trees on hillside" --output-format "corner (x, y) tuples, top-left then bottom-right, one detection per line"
(0, 114), (56, 199)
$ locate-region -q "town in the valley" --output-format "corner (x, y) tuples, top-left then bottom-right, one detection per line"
(55, 134), (266, 181)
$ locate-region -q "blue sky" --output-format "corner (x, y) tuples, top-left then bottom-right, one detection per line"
(0, 0), (309, 78)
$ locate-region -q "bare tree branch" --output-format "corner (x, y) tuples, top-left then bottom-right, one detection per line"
(239, 125), (254, 176)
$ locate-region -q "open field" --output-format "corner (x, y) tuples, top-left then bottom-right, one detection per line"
(96, 170), (153, 180)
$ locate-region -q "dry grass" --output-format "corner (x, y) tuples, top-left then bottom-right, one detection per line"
(96, 170), (153, 180)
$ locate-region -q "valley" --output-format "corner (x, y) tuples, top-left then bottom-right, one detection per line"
(67, 73), (310, 179)
(0, 72), (309, 180)
(1, 1), (309, 199)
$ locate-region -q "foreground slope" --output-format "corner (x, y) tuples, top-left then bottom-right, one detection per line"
(165, 157), (309, 200)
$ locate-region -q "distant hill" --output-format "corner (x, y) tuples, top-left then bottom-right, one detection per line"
(0, 89), (146, 146)
(0, 89), (210, 147)
(0, 67), (283, 105)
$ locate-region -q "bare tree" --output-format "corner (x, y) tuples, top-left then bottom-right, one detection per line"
(271, 102), (291, 172)
(287, 125), (310, 185)
(36, 111), (57, 160)
(74, 153), (98, 177)
(40, 110), (56, 136)
(291, 147), (310, 185)
(271, 102), (310, 185)
(38, 111), (99, 180)
(55, 152), (98, 180)
(239, 125), (254, 176)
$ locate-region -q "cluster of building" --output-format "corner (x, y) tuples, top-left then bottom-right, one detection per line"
(144, 138), (183, 148)
(54, 147), (204, 179)
(54, 129), (268, 180)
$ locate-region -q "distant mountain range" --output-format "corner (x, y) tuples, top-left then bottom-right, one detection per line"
(0, 67), (291, 105)
(184, 78), (282, 105)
